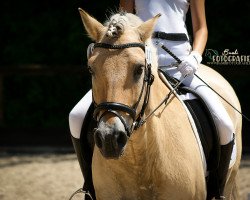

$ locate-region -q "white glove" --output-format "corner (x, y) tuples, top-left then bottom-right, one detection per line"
(178, 51), (202, 77)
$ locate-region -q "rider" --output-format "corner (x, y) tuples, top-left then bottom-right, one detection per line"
(69, 0), (235, 199)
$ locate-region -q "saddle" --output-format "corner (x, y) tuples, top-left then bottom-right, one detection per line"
(179, 86), (221, 170)
(159, 66), (222, 198)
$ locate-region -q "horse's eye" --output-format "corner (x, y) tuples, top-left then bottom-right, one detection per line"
(88, 66), (94, 75)
(134, 65), (144, 81)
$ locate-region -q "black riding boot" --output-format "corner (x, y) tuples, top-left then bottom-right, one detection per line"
(215, 137), (235, 199)
(71, 136), (95, 200)
(71, 104), (96, 200)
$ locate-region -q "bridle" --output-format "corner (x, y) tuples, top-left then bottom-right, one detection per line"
(90, 42), (154, 137)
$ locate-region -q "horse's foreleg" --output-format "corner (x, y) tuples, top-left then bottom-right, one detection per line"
(225, 169), (241, 200)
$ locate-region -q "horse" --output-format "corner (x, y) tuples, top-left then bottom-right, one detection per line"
(78, 9), (242, 200)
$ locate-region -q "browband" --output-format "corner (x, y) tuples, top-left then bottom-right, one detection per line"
(93, 43), (145, 51)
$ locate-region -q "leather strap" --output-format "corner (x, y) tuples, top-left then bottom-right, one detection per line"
(94, 43), (145, 50)
(153, 32), (188, 41)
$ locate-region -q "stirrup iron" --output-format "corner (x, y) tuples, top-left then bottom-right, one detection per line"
(69, 188), (93, 200)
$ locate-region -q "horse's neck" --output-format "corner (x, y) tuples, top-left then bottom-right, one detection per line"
(126, 76), (193, 168)
(123, 77), (182, 165)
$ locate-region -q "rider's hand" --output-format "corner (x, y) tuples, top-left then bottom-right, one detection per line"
(178, 51), (202, 77)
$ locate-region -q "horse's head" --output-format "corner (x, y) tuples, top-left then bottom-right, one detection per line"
(79, 9), (160, 159)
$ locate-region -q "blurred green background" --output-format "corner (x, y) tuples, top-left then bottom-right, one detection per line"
(0, 0), (249, 153)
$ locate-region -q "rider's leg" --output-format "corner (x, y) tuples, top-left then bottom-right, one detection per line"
(182, 74), (235, 198)
(69, 90), (95, 199)
(69, 90), (92, 139)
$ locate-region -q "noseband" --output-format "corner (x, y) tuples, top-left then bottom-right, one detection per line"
(91, 42), (154, 137)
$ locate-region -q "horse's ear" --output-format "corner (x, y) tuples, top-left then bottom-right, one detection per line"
(78, 8), (105, 41)
(137, 14), (161, 42)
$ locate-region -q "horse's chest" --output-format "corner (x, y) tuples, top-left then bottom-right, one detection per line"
(93, 148), (202, 199)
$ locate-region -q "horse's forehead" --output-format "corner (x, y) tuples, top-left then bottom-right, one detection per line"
(91, 47), (145, 66)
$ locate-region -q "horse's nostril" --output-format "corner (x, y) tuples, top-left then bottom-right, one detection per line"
(116, 131), (128, 148)
(94, 129), (103, 149)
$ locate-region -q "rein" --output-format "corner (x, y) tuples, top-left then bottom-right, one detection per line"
(91, 42), (154, 137)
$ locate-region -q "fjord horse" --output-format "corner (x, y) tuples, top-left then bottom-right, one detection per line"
(78, 9), (242, 200)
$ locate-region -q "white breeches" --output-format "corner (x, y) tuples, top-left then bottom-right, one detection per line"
(69, 90), (92, 139)
(69, 39), (234, 144)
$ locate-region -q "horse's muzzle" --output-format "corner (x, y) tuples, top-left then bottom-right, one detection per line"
(94, 125), (128, 159)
